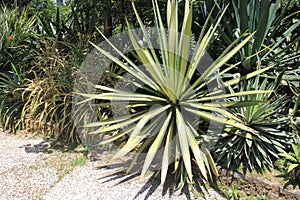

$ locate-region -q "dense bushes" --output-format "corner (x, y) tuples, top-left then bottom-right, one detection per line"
(0, 2), (88, 142)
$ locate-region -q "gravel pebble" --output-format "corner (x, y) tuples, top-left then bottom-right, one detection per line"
(0, 132), (57, 200)
(0, 132), (226, 200)
(44, 162), (225, 200)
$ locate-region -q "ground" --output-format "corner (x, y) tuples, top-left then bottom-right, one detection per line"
(0, 131), (225, 200)
(2, 131), (299, 200)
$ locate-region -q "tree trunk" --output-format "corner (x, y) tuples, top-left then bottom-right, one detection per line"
(103, 0), (113, 37)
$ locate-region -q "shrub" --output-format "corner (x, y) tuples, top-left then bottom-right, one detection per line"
(0, 65), (26, 131)
(77, 0), (272, 189)
(0, 6), (37, 71)
(206, 0), (300, 74)
(20, 38), (78, 142)
(214, 77), (293, 173)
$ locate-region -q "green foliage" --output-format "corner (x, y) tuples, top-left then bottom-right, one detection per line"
(0, 6), (37, 71)
(279, 140), (300, 182)
(78, 0), (274, 189)
(226, 185), (243, 200)
(210, 0), (300, 73)
(282, 70), (300, 135)
(71, 156), (87, 167)
(0, 1), (299, 189)
(21, 38), (78, 142)
(0, 67), (26, 131)
(0, 0), (31, 9)
(214, 77), (293, 173)
(28, 0), (56, 18)
(68, 0), (101, 35)
(254, 194), (267, 200)
(0, 6), (37, 131)
(0, 5), (81, 142)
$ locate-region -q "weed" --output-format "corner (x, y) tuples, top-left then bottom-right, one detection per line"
(226, 185), (243, 200)
(192, 189), (204, 199)
(71, 157), (87, 167)
(254, 194), (267, 200)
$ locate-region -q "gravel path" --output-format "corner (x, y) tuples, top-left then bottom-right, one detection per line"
(0, 132), (57, 200)
(0, 132), (226, 200)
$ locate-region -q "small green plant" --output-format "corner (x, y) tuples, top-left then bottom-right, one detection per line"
(254, 194), (267, 200)
(57, 167), (72, 182)
(226, 185), (243, 200)
(279, 140), (300, 182)
(191, 188), (204, 199)
(49, 153), (87, 182)
(71, 157), (87, 167)
(274, 158), (286, 170)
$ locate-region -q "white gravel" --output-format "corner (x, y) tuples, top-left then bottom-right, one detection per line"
(0, 132), (57, 200)
(43, 161), (225, 200)
(0, 132), (225, 200)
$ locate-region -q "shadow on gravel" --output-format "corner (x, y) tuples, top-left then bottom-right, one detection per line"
(19, 140), (53, 153)
(94, 158), (196, 200)
(18, 136), (88, 156)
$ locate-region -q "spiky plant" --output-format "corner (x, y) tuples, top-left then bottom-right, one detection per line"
(214, 77), (293, 173)
(78, 0), (272, 188)
(209, 0), (300, 74)
(20, 38), (78, 142)
(0, 6), (36, 71)
(0, 66), (25, 131)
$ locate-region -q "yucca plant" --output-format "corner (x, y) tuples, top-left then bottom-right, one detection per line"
(209, 0), (300, 74)
(214, 77), (293, 173)
(78, 0), (273, 189)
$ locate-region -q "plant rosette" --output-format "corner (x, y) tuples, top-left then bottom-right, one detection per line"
(72, 0), (272, 189)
